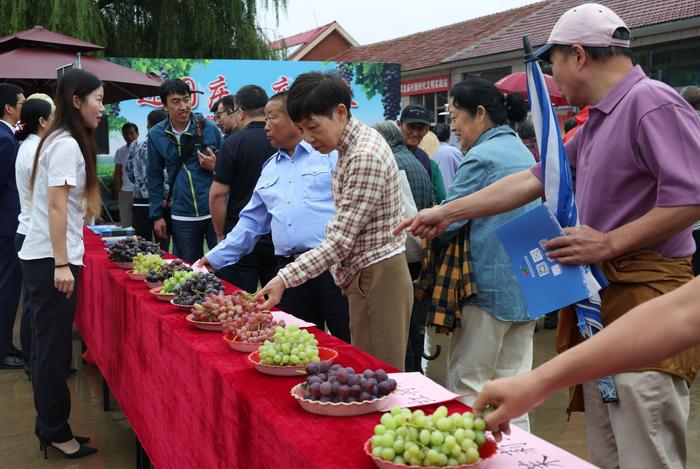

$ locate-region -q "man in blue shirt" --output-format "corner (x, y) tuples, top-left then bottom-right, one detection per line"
(197, 92), (350, 342)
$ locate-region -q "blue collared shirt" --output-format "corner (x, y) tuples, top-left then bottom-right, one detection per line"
(441, 125), (540, 322)
(206, 141), (337, 269)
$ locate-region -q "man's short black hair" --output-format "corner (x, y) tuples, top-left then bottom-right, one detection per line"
(147, 109), (168, 128)
(210, 99), (222, 113)
(234, 85), (268, 116)
(433, 123), (451, 142)
(219, 95), (235, 110)
(122, 122), (138, 134)
(159, 79), (191, 105)
(268, 91), (289, 115)
(287, 72), (352, 123)
(0, 83), (23, 117)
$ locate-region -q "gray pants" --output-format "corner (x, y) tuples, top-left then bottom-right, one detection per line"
(583, 371), (689, 469)
(118, 190), (133, 227)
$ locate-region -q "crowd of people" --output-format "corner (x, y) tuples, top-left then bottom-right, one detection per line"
(1, 2), (700, 466)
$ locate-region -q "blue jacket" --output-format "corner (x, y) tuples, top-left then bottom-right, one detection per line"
(0, 122), (19, 238)
(442, 125), (540, 322)
(147, 114), (222, 220)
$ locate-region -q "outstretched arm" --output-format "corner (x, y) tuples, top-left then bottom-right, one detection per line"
(474, 276), (700, 437)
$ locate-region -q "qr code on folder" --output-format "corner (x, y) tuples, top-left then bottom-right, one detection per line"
(536, 262), (549, 277)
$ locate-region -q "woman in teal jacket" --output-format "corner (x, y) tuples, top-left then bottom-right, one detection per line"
(441, 78), (540, 430)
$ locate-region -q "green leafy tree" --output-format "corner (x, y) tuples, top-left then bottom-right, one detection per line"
(0, 0), (286, 59)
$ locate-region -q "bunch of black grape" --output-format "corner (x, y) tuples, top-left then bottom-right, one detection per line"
(108, 237), (161, 263)
(172, 272), (224, 306)
(381, 64), (402, 121)
(302, 361), (397, 403)
(336, 62), (354, 84)
(145, 259), (192, 284)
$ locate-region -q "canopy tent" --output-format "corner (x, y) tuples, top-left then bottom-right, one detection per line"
(0, 26), (161, 104)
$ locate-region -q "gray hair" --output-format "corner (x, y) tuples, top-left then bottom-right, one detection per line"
(680, 86), (700, 110)
(373, 120), (405, 148)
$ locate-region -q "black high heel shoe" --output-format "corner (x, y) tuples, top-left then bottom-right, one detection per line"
(38, 437), (97, 459)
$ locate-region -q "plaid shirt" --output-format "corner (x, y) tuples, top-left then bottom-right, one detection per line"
(391, 143), (434, 211)
(126, 136), (168, 200)
(277, 117), (406, 290)
(415, 226), (476, 332)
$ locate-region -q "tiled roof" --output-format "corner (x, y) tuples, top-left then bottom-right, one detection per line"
(443, 0), (700, 62)
(269, 22), (334, 50)
(331, 1), (549, 71)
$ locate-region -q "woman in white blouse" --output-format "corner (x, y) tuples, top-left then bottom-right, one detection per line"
(18, 70), (103, 459)
(15, 94), (54, 377)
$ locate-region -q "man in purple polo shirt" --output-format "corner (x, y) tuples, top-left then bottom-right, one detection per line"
(395, 4), (700, 468)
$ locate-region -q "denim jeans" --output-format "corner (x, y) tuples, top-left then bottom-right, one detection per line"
(170, 218), (217, 263)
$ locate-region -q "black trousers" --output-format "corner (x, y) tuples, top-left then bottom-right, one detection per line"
(406, 261), (429, 373)
(216, 241), (278, 294)
(277, 258), (351, 343)
(132, 199), (170, 252)
(20, 258), (80, 443)
(0, 236), (22, 358)
(15, 233), (31, 367)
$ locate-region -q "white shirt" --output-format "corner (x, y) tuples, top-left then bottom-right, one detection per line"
(19, 130), (86, 266)
(15, 133), (40, 235)
(114, 142), (134, 191)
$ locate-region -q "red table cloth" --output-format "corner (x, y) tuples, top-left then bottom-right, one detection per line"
(75, 229), (471, 468)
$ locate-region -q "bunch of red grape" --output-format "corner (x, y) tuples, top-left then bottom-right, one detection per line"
(302, 361), (397, 403)
(223, 310), (283, 344)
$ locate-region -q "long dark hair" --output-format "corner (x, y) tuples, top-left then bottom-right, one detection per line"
(17, 98), (52, 141)
(30, 69), (102, 219)
(449, 78), (528, 125)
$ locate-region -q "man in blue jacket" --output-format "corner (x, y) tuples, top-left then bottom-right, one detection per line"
(147, 79), (222, 262)
(0, 84), (25, 369)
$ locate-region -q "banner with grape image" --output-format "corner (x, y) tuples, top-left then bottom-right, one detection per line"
(103, 58), (400, 156)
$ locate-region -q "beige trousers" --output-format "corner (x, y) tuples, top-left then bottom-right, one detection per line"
(446, 304), (535, 431)
(345, 253), (413, 371)
(583, 371), (689, 469)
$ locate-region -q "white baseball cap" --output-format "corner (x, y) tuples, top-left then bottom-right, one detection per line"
(534, 3), (631, 61)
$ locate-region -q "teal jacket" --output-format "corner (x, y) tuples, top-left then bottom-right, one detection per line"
(147, 114), (222, 220)
(442, 125), (540, 322)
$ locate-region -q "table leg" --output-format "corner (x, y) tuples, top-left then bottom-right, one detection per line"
(136, 437), (152, 469)
(102, 376), (111, 411)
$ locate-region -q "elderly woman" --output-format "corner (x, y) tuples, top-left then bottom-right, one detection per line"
(439, 78), (540, 430)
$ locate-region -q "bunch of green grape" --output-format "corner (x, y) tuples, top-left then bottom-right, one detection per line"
(370, 406), (489, 467)
(132, 253), (164, 274)
(258, 325), (319, 366)
(160, 271), (196, 294)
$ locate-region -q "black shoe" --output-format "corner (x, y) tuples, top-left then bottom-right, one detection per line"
(75, 436), (90, 444)
(39, 439), (97, 460)
(0, 355), (24, 369)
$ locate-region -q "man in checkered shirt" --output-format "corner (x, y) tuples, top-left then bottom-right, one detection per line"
(256, 72), (413, 370)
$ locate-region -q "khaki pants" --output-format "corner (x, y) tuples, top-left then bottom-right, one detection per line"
(446, 305), (535, 431)
(118, 190), (133, 227)
(583, 371), (689, 469)
(345, 253), (412, 371)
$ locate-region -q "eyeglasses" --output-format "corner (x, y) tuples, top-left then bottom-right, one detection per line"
(214, 108), (235, 121)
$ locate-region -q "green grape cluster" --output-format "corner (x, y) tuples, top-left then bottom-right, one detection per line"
(132, 253), (164, 274)
(160, 271), (196, 294)
(370, 406), (489, 467)
(258, 325), (319, 366)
